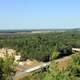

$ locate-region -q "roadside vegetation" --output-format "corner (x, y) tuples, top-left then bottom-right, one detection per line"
(23, 53), (80, 80)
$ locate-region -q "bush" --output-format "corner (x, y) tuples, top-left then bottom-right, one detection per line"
(58, 47), (73, 58)
(51, 50), (59, 60)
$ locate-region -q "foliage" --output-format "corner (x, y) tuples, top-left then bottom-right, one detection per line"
(0, 31), (80, 79)
(0, 55), (16, 80)
(0, 31), (80, 61)
(51, 49), (59, 60)
(25, 53), (80, 80)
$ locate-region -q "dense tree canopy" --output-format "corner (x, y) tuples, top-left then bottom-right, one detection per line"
(0, 31), (80, 61)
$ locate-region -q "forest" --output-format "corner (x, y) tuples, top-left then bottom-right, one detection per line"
(0, 30), (80, 61)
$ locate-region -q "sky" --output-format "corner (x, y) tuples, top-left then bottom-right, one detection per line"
(0, 0), (80, 30)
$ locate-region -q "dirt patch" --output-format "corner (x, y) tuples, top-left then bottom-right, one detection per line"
(56, 57), (72, 71)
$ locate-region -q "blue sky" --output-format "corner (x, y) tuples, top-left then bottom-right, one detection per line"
(0, 0), (80, 29)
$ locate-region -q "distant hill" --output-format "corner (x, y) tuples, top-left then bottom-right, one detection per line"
(0, 28), (80, 33)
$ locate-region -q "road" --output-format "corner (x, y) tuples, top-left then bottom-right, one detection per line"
(14, 62), (50, 80)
